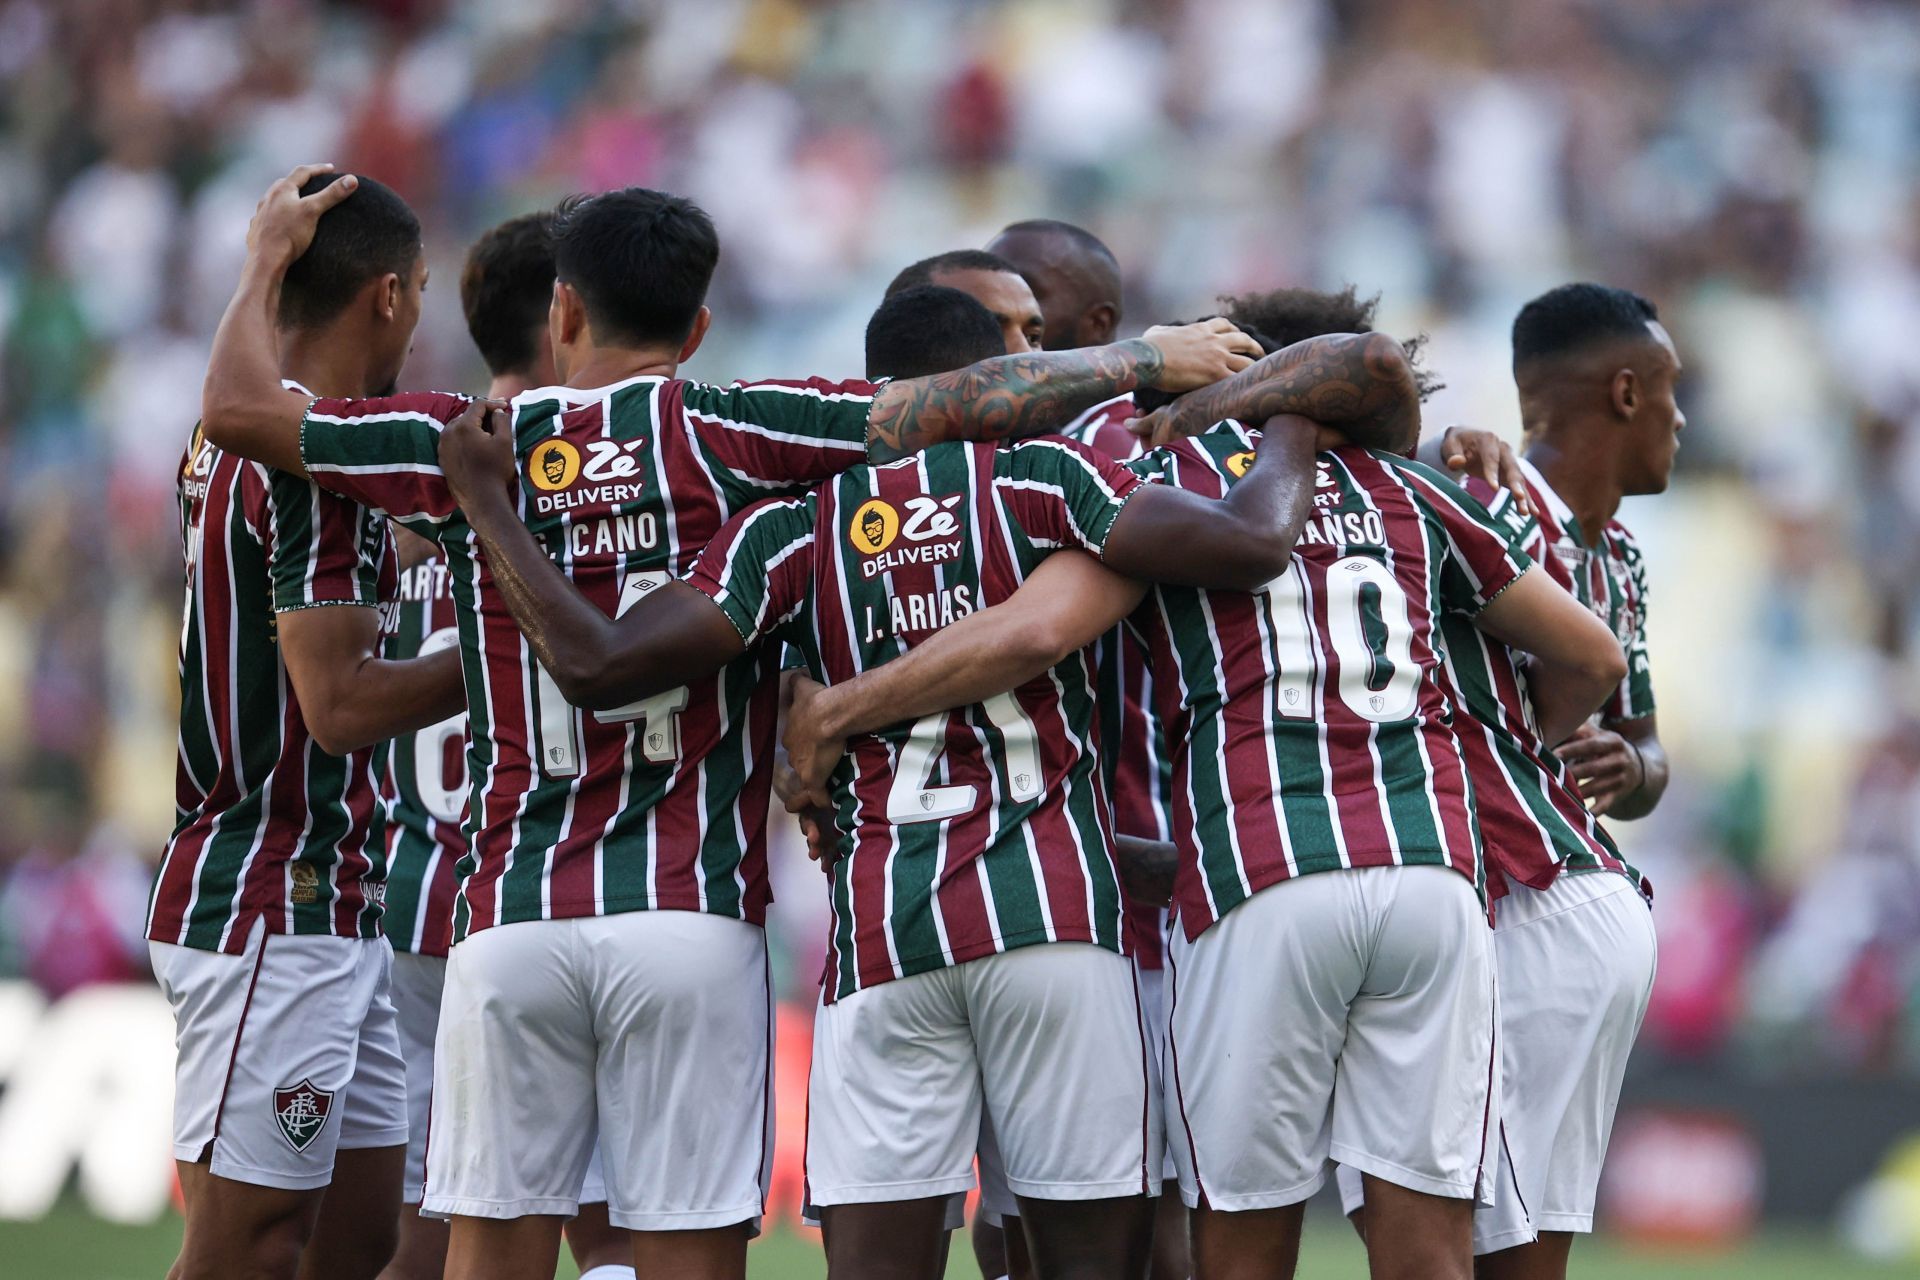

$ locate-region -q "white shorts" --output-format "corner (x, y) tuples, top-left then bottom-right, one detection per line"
(423, 910), (772, 1231)
(150, 918), (408, 1192)
(807, 943), (1160, 1209)
(1472, 872), (1656, 1251)
(389, 950), (445, 1205)
(1166, 866), (1495, 1211)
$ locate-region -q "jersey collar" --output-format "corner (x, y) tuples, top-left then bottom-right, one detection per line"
(1518, 456), (1587, 548)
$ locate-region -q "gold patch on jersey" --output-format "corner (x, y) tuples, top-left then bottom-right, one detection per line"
(290, 861), (320, 904)
(1225, 450), (1256, 478)
(528, 439), (582, 492)
(851, 498), (900, 554)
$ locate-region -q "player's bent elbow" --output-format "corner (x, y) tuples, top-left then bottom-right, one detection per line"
(304, 710), (369, 758)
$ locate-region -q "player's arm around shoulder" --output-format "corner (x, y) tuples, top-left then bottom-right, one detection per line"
(780, 548), (1146, 807)
(1100, 414), (1323, 591)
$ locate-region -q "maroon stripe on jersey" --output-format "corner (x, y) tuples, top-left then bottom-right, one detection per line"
(465, 558), (537, 929)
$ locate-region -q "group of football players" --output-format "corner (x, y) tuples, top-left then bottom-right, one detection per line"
(148, 163), (1677, 1280)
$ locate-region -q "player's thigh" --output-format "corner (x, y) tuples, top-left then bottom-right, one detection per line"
(153, 920), (395, 1195)
(1164, 875), (1369, 1211)
(172, 1167), (326, 1280)
(386, 951), (446, 1206)
(300, 1142), (407, 1280)
(1333, 865), (1495, 1203)
(821, 1198), (955, 1280)
(1505, 878), (1656, 1231)
(424, 919), (596, 1220)
(968, 943), (1161, 1204)
(583, 909), (771, 1232)
(806, 964), (980, 1210)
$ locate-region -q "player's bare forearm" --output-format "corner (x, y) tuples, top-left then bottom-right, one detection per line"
(201, 255), (310, 475)
(868, 340), (1165, 462)
(1103, 415), (1319, 591)
(1475, 565), (1627, 745)
(1115, 835), (1178, 909)
(463, 491), (742, 708)
(278, 608), (466, 755)
(1156, 334), (1420, 453)
(1600, 717), (1668, 819)
(805, 553), (1144, 751)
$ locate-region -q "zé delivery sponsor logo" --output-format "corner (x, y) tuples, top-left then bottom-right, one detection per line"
(527, 436), (652, 514)
(848, 494), (965, 579)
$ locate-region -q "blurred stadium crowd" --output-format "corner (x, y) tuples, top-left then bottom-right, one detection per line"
(0, 0), (1917, 1079)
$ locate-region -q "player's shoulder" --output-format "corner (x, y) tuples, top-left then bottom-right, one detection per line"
(685, 374), (886, 405)
(1152, 419), (1259, 471)
(307, 389), (470, 423)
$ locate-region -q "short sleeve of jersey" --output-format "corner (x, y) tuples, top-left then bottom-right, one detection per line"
(299, 392), (471, 524)
(1607, 533), (1657, 720)
(1460, 475), (1539, 557)
(262, 470), (390, 614)
(993, 436), (1143, 558)
(682, 497), (818, 647)
(1403, 463), (1531, 614)
(679, 377), (881, 488)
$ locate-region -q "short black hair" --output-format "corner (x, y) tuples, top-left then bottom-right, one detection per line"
(885, 249), (1024, 299)
(996, 218), (1119, 271)
(460, 211), (556, 378)
(551, 188), (719, 348)
(865, 286), (1005, 380)
(1512, 283), (1659, 369)
(279, 173), (422, 330)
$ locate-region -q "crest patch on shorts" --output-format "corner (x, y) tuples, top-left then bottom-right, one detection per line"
(273, 1078), (334, 1152)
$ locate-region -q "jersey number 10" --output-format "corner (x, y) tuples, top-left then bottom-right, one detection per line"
(1263, 554), (1422, 723)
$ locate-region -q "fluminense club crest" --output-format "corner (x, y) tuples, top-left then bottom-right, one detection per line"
(273, 1078), (334, 1152)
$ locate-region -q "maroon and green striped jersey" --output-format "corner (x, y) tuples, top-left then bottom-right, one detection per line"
(1433, 476), (1632, 900)
(376, 547), (465, 956)
(1520, 459), (1656, 723)
(149, 421), (396, 953)
(1127, 428), (1529, 940)
(298, 373), (880, 941)
(685, 436), (1143, 1001)
(1062, 393), (1173, 969)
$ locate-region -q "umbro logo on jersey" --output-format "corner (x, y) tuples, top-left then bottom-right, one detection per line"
(273, 1079), (333, 1152)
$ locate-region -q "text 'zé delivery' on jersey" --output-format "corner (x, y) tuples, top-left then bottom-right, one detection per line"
(376, 545), (466, 956)
(299, 372), (881, 942)
(150, 424), (396, 954)
(1127, 428), (1530, 940)
(685, 436), (1143, 1001)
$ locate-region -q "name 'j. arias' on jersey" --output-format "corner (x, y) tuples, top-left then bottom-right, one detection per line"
(298, 374), (880, 942)
(686, 436), (1143, 1001)
(149, 425), (395, 953)
(377, 549), (465, 956)
(1128, 430), (1529, 940)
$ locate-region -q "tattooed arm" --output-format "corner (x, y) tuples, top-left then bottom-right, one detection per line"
(1139, 332), (1422, 454)
(865, 319), (1261, 462)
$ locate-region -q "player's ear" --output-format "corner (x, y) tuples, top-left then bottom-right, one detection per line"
(677, 306), (713, 363)
(552, 280), (588, 348)
(1081, 301), (1120, 347)
(373, 272), (402, 323)
(1610, 366), (1638, 421)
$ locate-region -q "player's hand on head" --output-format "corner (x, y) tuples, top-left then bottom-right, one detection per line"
(1556, 723), (1643, 815)
(440, 399), (515, 509)
(1439, 425), (1529, 513)
(247, 164), (357, 268)
(1141, 318), (1263, 393)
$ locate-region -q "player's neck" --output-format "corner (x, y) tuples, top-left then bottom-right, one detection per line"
(1523, 434), (1622, 540)
(560, 345), (680, 391)
(277, 326), (380, 399)
(487, 373), (538, 400)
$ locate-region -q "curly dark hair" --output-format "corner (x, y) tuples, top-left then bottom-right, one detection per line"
(1132, 285), (1440, 414)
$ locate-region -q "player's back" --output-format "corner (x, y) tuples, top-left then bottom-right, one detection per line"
(150, 425), (394, 953)
(691, 434), (1144, 999)
(302, 374), (880, 941)
(1132, 430), (1529, 937)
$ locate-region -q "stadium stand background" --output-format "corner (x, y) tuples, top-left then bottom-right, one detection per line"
(1, 0), (1919, 1267)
